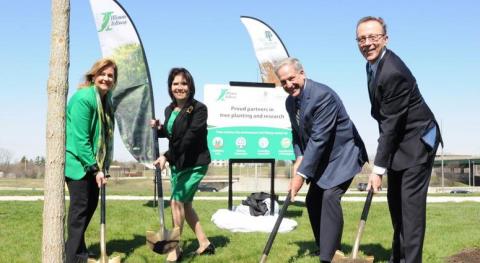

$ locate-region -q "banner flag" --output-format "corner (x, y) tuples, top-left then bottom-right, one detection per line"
(240, 16), (289, 86)
(89, 0), (155, 166)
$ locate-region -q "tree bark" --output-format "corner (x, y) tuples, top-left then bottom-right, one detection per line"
(43, 0), (70, 262)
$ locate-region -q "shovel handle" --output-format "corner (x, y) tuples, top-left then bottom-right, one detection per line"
(259, 191), (292, 263)
(352, 189), (374, 259)
(101, 183), (106, 224)
(151, 125), (167, 233)
(360, 189), (373, 221)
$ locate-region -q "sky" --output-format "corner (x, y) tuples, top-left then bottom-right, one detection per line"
(0, 0), (479, 162)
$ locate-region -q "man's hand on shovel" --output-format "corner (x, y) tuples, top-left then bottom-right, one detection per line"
(289, 156), (304, 201)
(289, 175), (304, 202)
(367, 173), (382, 193)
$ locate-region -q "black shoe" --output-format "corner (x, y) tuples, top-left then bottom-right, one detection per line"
(197, 243), (215, 255)
(309, 249), (320, 257)
(87, 251), (97, 259)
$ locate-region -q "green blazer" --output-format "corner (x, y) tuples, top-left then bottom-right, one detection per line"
(65, 86), (103, 180)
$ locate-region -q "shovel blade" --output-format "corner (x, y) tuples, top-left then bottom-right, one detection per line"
(87, 255), (122, 263)
(331, 250), (374, 263)
(146, 227), (181, 254)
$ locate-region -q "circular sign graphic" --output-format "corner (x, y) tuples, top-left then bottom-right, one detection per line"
(258, 137), (269, 149)
(235, 137), (247, 149)
(281, 137), (291, 148)
(212, 137), (224, 149)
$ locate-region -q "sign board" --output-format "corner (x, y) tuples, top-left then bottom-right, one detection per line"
(204, 83), (294, 160)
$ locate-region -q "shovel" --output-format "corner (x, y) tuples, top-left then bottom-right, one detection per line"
(88, 183), (121, 263)
(333, 189), (374, 263)
(145, 124), (180, 254)
(259, 191), (291, 263)
(145, 165), (180, 254)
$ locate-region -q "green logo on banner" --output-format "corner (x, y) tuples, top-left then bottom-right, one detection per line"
(98, 11), (113, 32)
(216, 88), (228, 101)
(265, 30), (273, 41)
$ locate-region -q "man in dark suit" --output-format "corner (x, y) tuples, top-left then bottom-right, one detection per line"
(275, 57), (368, 262)
(356, 16), (442, 263)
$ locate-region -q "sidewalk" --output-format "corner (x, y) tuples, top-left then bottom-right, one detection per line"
(2, 195), (480, 202)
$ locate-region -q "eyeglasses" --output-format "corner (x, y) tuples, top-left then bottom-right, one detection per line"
(356, 34), (385, 44)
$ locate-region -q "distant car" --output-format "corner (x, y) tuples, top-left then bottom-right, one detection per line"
(450, 189), (471, 194)
(197, 184), (218, 192)
(357, 182), (368, 192)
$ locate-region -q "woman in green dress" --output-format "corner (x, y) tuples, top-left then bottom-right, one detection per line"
(65, 58), (116, 262)
(153, 68), (214, 262)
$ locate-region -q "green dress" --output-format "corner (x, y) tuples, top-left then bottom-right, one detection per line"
(167, 109), (208, 202)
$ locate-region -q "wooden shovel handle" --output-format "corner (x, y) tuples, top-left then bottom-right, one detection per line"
(352, 189), (373, 259)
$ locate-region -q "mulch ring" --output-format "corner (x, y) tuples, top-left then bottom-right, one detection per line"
(446, 248), (480, 263)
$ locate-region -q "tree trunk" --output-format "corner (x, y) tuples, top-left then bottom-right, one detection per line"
(43, 0), (70, 262)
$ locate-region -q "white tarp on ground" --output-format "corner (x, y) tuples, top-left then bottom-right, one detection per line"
(211, 207), (297, 233)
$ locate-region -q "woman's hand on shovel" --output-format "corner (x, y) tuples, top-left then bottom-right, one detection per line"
(153, 155), (167, 170)
(95, 171), (107, 188)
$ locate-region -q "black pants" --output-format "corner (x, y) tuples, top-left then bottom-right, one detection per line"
(306, 179), (352, 262)
(387, 154), (436, 263)
(65, 174), (99, 263)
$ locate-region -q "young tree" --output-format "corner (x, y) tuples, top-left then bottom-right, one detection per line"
(0, 148), (13, 172)
(42, 0), (70, 262)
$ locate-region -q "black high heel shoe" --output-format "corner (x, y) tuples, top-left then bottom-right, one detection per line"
(197, 243), (215, 255)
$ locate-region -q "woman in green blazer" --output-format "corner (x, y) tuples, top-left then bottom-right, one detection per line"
(65, 58), (117, 262)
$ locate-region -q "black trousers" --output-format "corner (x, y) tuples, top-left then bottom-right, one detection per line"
(305, 179), (352, 262)
(387, 154), (436, 263)
(65, 174), (99, 263)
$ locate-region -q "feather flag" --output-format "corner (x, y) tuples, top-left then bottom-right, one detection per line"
(89, 0), (157, 166)
(240, 16), (289, 86)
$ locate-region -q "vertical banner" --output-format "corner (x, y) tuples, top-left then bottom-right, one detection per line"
(240, 16), (289, 86)
(204, 83), (294, 160)
(90, 0), (155, 166)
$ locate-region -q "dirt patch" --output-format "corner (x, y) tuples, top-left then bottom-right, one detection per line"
(446, 248), (480, 263)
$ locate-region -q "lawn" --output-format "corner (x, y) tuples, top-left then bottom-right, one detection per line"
(0, 199), (478, 262)
(1, 177), (478, 197)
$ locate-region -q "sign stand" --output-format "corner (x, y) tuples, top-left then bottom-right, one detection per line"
(228, 158), (276, 215)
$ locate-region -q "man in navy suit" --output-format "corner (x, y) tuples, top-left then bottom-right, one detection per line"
(275, 57), (368, 262)
(356, 16), (442, 262)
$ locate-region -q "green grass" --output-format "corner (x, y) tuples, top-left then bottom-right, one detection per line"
(1, 178), (478, 197)
(0, 200), (478, 262)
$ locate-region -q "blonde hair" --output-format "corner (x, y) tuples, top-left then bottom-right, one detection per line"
(79, 58), (118, 89)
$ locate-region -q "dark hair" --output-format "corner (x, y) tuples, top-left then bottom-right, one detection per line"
(356, 16), (387, 35)
(167, 67), (195, 104)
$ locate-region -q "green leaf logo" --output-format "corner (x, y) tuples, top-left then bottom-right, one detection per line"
(98, 11), (113, 32)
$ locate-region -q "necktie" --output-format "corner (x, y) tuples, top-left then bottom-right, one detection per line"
(367, 65), (375, 98)
(367, 65), (373, 86)
(295, 98), (301, 127)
